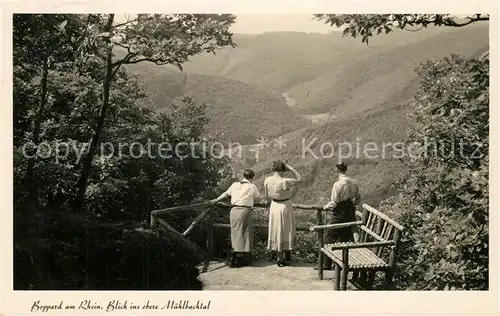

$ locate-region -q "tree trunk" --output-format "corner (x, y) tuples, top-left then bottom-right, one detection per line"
(26, 55), (49, 201)
(73, 14), (115, 212)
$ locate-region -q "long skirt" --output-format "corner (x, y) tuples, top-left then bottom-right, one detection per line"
(267, 200), (296, 251)
(230, 206), (254, 252)
(325, 200), (357, 243)
(324, 200), (356, 268)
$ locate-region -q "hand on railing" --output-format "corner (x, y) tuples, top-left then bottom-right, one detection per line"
(353, 232), (360, 243)
(323, 201), (335, 211)
(309, 221), (362, 232)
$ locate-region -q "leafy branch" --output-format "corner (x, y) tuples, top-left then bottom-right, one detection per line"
(314, 14), (489, 44)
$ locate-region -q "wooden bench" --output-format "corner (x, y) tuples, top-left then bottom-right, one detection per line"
(309, 204), (403, 290)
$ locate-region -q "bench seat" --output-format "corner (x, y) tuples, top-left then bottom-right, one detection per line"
(322, 243), (389, 270)
(311, 204), (404, 290)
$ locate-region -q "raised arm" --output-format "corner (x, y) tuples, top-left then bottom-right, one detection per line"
(263, 178), (270, 203)
(285, 163), (302, 182)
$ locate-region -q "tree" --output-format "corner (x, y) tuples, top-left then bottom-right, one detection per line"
(380, 55), (488, 290)
(314, 14), (489, 44)
(316, 13), (489, 289)
(73, 14), (236, 211)
(13, 13), (235, 290)
(13, 14), (85, 198)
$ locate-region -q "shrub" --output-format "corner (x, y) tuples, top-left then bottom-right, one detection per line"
(380, 55), (489, 290)
(14, 205), (204, 290)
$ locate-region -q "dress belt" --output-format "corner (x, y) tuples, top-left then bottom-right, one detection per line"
(272, 198), (290, 202)
(231, 205), (252, 208)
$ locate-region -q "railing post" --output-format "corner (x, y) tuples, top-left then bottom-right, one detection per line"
(316, 209), (324, 279)
(206, 207), (214, 256)
(150, 212), (158, 229)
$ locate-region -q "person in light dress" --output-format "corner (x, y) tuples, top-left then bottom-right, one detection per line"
(264, 160), (302, 267)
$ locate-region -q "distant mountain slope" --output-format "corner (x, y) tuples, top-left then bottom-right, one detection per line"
(182, 28), (456, 90)
(181, 24), (488, 115)
(230, 24), (489, 208)
(182, 74), (310, 144)
(249, 98), (413, 208)
(125, 61), (309, 144)
(124, 23), (489, 210)
(288, 23), (489, 114)
(125, 62), (185, 111)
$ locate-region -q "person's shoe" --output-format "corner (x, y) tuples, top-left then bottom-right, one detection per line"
(229, 254), (240, 268)
(239, 256), (252, 267)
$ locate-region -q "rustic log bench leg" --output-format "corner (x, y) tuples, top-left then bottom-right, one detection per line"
(340, 249), (349, 290)
(359, 271), (367, 288)
(384, 270), (394, 290)
(340, 267), (348, 290)
(317, 229), (325, 280)
(318, 249), (324, 280)
(333, 263), (340, 290)
(352, 271), (359, 283)
(366, 271), (375, 290)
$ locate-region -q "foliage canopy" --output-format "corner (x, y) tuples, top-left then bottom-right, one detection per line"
(13, 13), (235, 290)
(315, 13), (489, 290)
(314, 14), (489, 44)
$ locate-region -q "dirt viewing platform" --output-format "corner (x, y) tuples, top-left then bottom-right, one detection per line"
(199, 260), (357, 290)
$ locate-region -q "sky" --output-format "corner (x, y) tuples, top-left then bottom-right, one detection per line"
(231, 14), (334, 34)
(118, 14), (336, 34)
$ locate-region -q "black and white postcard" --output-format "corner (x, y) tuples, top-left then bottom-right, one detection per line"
(1, 1), (498, 316)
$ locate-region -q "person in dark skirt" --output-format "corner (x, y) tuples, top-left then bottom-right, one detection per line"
(321, 162), (361, 270)
(209, 169), (263, 268)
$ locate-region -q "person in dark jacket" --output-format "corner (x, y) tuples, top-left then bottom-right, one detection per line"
(321, 162), (360, 269)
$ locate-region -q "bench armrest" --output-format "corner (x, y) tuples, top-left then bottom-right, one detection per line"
(327, 240), (395, 250)
(309, 221), (362, 232)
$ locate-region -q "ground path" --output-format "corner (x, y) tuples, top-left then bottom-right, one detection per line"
(199, 259), (357, 290)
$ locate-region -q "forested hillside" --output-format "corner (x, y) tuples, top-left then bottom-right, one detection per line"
(124, 22), (488, 217)
(310, 13), (489, 290)
(127, 23), (487, 147)
(125, 59), (310, 143)
(215, 23), (488, 211)
(182, 24), (488, 116)
(12, 13), (489, 292)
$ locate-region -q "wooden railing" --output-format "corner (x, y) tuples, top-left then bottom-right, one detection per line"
(150, 201), (363, 274)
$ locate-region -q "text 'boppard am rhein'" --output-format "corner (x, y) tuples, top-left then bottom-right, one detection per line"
(30, 300), (212, 312)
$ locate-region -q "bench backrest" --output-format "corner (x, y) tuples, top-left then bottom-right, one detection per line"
(358, 204), (403, 265)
